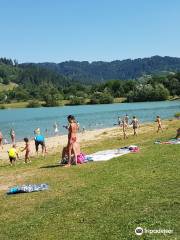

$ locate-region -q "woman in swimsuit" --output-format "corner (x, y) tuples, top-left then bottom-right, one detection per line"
(65, 115), (78, 167)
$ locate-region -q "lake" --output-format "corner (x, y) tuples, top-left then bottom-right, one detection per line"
(0, 100), (179, 141)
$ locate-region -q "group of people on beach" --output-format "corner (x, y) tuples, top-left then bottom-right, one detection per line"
(117, 114), (140, 139)
(118, 114), (164, 139)
(0, 115), (81, 167)
(0, 113), (178, 167)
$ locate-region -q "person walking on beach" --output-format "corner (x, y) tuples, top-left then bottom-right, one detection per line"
(8, 144), (19, 166)
(64, 115), (79, 167)
(122, 119), (128, 139)
(155, 116), (163, 133)
(21, 138), (31, 163)
(124, 114), (129, 126)
(0, 130), (3, 150)
(130, 116), (139, 136)
(10, 129), (15, 144)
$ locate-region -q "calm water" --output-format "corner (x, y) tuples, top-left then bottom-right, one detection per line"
(0, 101), (179, 141)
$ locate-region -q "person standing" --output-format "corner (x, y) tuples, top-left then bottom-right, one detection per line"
(10, 129), (15, 144)
(130, 116), (139, 136)
(21, 138), (31, 163)
(34, 129), (46, 156)
(124, 114), (129, 126)
(8, 144), (19, 166)
(122, 119), (128, 139)
(53, 122), (59, 135)
(65, 115), (78, 167)
(118, 116), (122, 126)
(155, 116), (163, 133)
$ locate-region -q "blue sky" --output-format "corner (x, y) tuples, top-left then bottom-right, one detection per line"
(0, 0), (180, 63)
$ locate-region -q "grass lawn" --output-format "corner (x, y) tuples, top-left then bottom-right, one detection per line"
(0, 120), (179, 239)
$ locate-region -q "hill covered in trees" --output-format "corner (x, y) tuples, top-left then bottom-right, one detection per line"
(28, 55), (180, 83)
(0, 56), (180, 107)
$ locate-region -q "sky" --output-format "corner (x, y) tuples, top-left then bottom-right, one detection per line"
(0, 0), (180, 63)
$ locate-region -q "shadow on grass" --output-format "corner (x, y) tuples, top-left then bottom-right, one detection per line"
(40, 164), (65, 169)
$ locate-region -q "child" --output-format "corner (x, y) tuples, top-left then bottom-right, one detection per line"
(155, 116), (163, 133)
(130, 116), (139, 136)
(124, 114), (129, 126)
(10, 129), (15, 144)
(122, 119), (128, 139)
(21, 138), (31, 163)
(8, 144), (19, 166)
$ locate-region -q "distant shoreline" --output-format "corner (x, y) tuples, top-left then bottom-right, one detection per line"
(0, 97), (179, 110)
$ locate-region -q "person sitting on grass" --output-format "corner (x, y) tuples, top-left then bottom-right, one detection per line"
(61, 142), (84, 165)
(21, 138), (31, 163)
(8, 144), (19, 166)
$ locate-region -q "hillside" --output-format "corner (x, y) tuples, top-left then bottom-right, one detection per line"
(0, 56), (180, 106)
(27, 55), (180, 83)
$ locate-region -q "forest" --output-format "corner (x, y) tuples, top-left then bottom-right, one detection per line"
(0, 57), (180, 107)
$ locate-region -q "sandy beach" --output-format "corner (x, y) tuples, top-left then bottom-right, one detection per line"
(0, 121), (161, 162)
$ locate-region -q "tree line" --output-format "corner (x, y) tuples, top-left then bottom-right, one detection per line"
(0, 57), (180, 107)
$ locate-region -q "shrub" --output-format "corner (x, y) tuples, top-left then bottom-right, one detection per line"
(0, 105), (6, 109)
(69, 97), (86, 105)
(27, 100), (41, 108)
(174, 112), (180, 118)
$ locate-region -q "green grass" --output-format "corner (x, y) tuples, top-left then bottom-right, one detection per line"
(0, 120), (180, 239)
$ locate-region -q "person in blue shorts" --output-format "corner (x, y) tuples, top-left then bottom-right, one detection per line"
(34, 131), (46, 156)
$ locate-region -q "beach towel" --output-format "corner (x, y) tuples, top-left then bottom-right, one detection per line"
(155, 138), (180, 145)
(85, 145), (139, 162)
(7, 183), (48, 195)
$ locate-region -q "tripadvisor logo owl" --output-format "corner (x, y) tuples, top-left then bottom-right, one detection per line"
(135, 227), (143, 236)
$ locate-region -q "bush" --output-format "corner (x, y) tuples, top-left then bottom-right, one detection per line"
(127, 84), (170, 102)
(174, 112), (180, 118)
(27, 100), (41, 108)
(0, 105), (6, 109)
(69, 97), (86, 105)
(99, 93), (114, 104)
(90, 93), (114, 104)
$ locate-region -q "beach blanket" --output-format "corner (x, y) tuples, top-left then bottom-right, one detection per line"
(7, 183), (48, 195)
(85, 145), (139, 162)
(155, 138), (180, 145)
